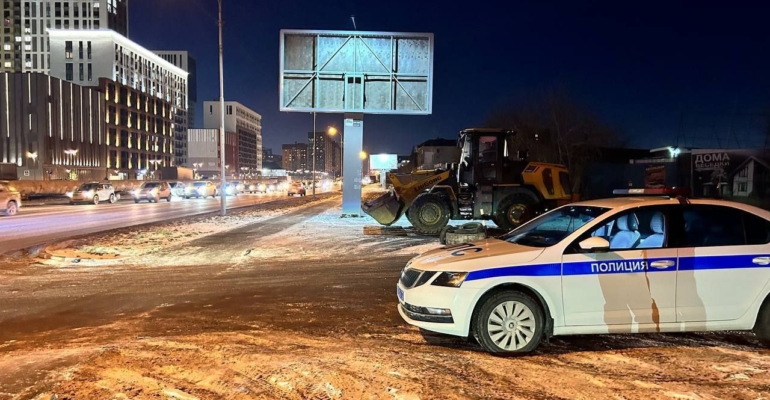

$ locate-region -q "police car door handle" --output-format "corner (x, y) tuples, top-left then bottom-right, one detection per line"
(753, 257), (770, 266)
(650, 260), (675, 269)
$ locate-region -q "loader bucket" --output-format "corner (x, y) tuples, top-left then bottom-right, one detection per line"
(362, 190), (406, 226)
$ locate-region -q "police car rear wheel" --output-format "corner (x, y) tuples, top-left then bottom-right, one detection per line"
(754, 298), (770, 346)
(473, 291), (544, 354)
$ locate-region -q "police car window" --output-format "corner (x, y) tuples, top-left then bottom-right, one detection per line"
(744, 213), (770, 245)
(584, 206), (669, 250)
(682, 205), (745, 247)
(504, 206), (609, 248)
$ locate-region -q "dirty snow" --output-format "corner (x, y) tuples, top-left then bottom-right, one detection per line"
(1, 187), (769, 400)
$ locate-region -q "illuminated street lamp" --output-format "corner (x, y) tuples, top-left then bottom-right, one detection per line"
(327, 126), (341, 179)
(64, 149), (78, 170)
(149, 159), (162, 170)
(359, 151), (367, 160)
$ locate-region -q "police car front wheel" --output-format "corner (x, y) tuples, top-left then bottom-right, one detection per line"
(473, 291), (544, 355)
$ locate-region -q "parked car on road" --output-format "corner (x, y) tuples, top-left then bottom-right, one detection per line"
(288, 182), (306, 197)
(218, 181), (240, 196)
(69, 182), (117, 205)
(0, 181), (21, 216)
(398, 188), (770, 354)
(185, 181), (217, 199)
(132, 181), (172, 203)
(168, 181), (186, 198)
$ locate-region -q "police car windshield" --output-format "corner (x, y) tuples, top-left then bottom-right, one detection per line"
(504, 206), (610, 248)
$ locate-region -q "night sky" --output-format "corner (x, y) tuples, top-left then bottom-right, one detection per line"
(130, 0), (770, 155)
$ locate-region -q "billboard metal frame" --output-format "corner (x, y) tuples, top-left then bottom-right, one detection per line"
(279, 29), (434, 115)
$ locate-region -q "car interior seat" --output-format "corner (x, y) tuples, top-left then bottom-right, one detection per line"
(609, 213), (640, 250)
(637, 211), (665, 249)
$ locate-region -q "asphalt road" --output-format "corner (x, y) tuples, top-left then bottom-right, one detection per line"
(0, 191), (330, 255)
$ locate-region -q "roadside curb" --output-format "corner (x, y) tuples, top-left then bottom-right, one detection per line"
(30, 193), (343, 265)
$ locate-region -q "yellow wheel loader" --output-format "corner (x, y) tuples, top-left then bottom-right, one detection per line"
(362, 128), (573, 234)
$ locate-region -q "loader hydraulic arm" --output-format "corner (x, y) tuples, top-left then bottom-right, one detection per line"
(361, 169), (452, 226)
(389, 170), (452, 209)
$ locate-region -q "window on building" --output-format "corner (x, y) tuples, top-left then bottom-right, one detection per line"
(87, 63), (92, 81)
(87, 41), (91, 59)
(79, 63), (84, 81)
(227, 105), (233, 115)
(74, 20), (79, 29)
(78, 41), (83, 59)
(65, 40), (73, 59)
(94, 20), (99, 29)
(65, 63), (73, 81)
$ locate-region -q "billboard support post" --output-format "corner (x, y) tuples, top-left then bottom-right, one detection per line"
(342, 113), (364, 217)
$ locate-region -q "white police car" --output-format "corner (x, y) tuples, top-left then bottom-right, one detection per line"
(397, 189), (770, 354)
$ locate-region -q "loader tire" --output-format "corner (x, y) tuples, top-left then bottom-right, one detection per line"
(495, 193), (536, 232)
(407, 193), (451, 235)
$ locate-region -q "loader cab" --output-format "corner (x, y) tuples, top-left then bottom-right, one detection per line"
(458, 128), (528, 187)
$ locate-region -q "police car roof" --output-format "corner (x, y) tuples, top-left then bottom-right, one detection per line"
(575, 196), (770, 217)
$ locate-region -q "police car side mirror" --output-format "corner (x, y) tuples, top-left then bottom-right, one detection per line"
(579, 237), (611, 252)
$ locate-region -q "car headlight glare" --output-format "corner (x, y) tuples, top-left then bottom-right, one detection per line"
(431, 272), (468, 288)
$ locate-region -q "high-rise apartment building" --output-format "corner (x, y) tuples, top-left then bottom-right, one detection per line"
(98, 77), (175, 178)
(187, 128), (236, 177)
(46, 29), (186, 177)
(282, 142), (307, 172)
(47, 29), (188, 111)
(203, 101), (262, 171)
(262, 148), (282, 170)
(154, 51), (197, 167)
(0, 72), (106, 181)
(0, 0), (129, 73)
(308, 131), (338, 176)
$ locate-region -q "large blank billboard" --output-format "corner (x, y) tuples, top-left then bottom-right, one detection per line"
(280, 29), (434, 115)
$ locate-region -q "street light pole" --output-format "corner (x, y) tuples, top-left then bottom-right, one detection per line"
(217, 0), (227, 216)
(312, 112), (316, 197)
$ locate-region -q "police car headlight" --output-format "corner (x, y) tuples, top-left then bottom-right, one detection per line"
(424, 307), (453, 316)
(431, 272), (468, 288)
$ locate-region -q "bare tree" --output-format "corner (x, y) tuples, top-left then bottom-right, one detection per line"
(486, 88), (624, 193)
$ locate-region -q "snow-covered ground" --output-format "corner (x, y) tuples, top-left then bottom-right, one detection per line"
(40, 194), (344, 264)
(242, 204), (440, 263)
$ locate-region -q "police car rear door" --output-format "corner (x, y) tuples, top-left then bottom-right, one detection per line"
(562, 205), (678, 327)
(676, 204), (770, 323)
